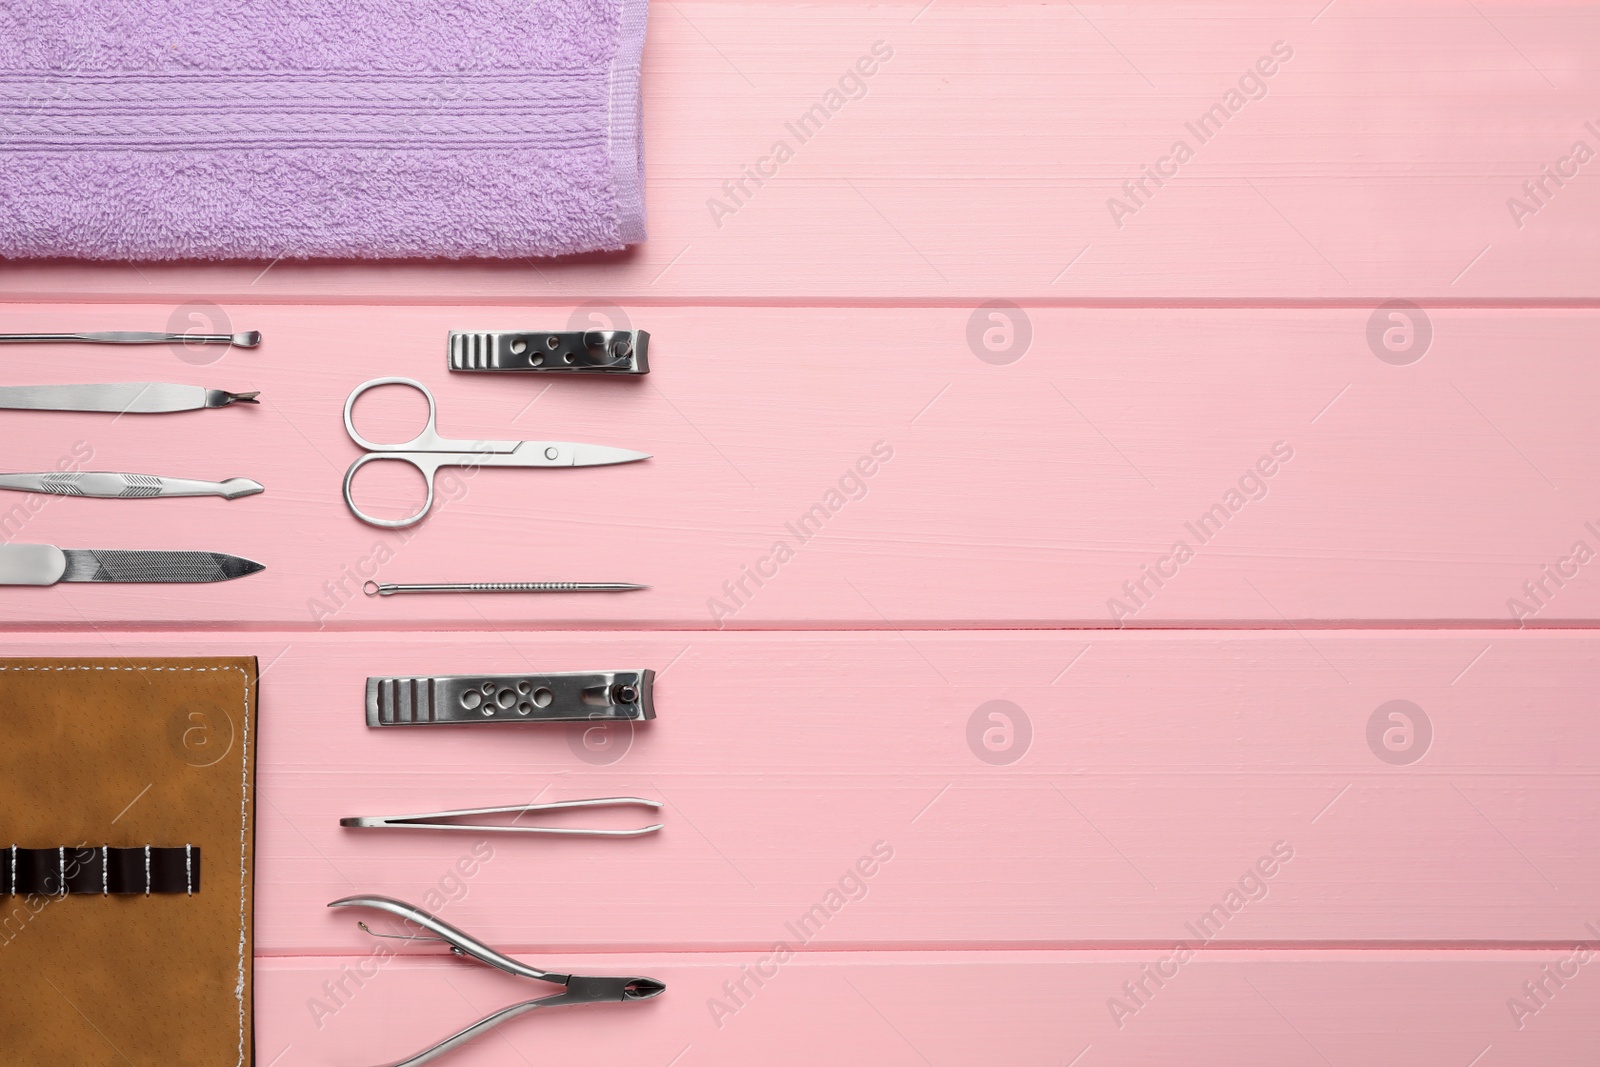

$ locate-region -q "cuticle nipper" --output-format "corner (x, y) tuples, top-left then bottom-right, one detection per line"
(328, 895), (666, 1067)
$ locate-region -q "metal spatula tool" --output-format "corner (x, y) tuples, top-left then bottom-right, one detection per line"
(0, 544), (265, 584)
(0, 331), (260, 347)
(0, 472), (263, 499)
(0, 383), (259, 413)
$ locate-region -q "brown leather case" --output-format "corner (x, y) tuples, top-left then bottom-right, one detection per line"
(0, 657), (258, 1066)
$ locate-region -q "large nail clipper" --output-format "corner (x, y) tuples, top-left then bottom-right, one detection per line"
(328, 895), (666, 1067)
(366, 670), (654, 727)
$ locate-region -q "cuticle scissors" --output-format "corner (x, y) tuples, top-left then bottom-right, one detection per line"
(341, 377), (650, 528)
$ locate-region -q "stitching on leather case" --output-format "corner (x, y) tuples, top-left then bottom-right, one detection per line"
(0, 664), (251, 1066)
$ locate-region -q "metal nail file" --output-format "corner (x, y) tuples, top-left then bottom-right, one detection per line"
(0, 544), (265, 584)
(0, 331), (260, 348)
(448, 330), (648, 375)
(0, 472), (264, 499)
(0, 383), (259, 413)
(367, 670), (655, 726)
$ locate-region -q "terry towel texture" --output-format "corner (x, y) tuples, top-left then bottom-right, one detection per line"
(0, 0), (648, 259)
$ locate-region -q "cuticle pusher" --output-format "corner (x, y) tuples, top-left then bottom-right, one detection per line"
(0, 472), (264, 500)
(0, 331), (261, 348)
(0, 383), (259, 413)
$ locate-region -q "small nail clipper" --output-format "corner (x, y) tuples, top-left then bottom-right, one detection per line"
(329, 895), (665, 1067)
(448, 330), (648, 375)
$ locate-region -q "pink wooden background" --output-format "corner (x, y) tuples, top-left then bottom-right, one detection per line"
(6, 0), (1600, 1063)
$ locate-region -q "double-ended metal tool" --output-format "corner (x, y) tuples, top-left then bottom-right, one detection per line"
(329, 895), (665, 1067)
(0, 330), (260, 348)
(364, 580), (643, 596)
(0, 472), (263, 500)
(340, 797), (663, 837)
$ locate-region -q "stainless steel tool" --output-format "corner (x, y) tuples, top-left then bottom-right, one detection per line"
(448, 329), (647, 375)
(341, 377), (648, 528)
(0, 544), (265, 584)
(0, 472), (263, 500)
(363, 580), (644, 596)
(340, 797), (663, 837)
(0, 383), (259, 413)
(366, 670), (654, 727)
(329, 895), (665, 1067)
(0, 331), (260, 347)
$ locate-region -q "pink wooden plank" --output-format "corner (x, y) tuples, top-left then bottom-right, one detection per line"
(0, 1), (1596, 303)
(1, 629), (1595, 946)
(1, 303), (1597, 627)
(257, 950), (1600, 1066)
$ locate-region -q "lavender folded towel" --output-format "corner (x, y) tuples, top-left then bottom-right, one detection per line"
(0, 0), (647, 260)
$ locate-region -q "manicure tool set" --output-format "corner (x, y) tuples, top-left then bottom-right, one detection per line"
(338, 619), (666, 1057)
(3, 321), (663, 1065)
(338, 669), (666, 1060)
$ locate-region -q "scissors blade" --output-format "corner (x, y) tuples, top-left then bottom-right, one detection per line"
(565, 443), (652, 467)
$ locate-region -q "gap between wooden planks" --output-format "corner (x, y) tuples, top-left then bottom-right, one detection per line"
(256, 950), (1600, 1066)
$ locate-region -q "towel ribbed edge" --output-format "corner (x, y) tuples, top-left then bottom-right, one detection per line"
(609, 0), (648, 244)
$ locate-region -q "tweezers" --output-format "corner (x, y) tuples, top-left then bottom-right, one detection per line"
(339, 797), (663, 836)
(329, 895), (666, 1067)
